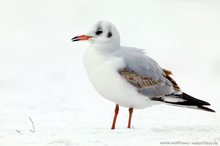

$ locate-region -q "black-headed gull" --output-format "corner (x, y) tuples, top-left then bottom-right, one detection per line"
(72, 21), (215, 130)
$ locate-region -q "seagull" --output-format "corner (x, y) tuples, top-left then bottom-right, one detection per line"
(71, 20), (215, 130)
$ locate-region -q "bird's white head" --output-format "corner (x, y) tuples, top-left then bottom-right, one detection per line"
(72, 21), (120, 47)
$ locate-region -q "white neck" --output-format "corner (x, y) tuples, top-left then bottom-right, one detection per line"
(90, 42), (120, 55)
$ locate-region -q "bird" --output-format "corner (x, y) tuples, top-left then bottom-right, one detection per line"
(71, 20), (215, 130)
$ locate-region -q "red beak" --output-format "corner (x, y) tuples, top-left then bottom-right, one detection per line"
(71, 35), (92, 42)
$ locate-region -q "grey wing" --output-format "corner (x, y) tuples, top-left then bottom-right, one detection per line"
(115, 47), (215, 112)
(116, 47), (181, 97)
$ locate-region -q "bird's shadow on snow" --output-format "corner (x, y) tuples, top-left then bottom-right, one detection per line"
(150, 126), (216, 133)
(89, 125), (218, 137)
(91, 125), (216, 132)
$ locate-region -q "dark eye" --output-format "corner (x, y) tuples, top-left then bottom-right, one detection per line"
(107, 32), (112, 38)
(95, 30), (103, 35)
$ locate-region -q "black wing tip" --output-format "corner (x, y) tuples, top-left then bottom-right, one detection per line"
(180, 92), (211, 106)
(198, 106), (216, 113)
(151, 93), (216, 113)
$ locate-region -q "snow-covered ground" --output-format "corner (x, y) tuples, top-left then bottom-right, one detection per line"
(0, 0), (220, 145)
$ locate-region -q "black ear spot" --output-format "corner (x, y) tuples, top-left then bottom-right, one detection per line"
(107, 32), (112, 38)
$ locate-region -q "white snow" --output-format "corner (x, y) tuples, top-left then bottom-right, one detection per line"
(0, 0), (220, 146)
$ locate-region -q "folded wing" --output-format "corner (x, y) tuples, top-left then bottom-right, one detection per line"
(117, 47), (214, 112)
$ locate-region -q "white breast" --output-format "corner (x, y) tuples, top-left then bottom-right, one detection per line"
(83, 47), (157, 109)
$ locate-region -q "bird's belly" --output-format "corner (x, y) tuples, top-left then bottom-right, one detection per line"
(83, 49), (156, 109)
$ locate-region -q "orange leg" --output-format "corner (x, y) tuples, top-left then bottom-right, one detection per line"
(127, 108), (133, 128)
(111, 104), (119, 130)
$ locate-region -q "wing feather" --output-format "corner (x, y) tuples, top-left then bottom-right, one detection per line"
(119, 68), (180, 97)
(115, 47), (214, 112)
(115, 46), (181, 97)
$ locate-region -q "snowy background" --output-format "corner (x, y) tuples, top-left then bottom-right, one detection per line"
(0, 0), (220, 145)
